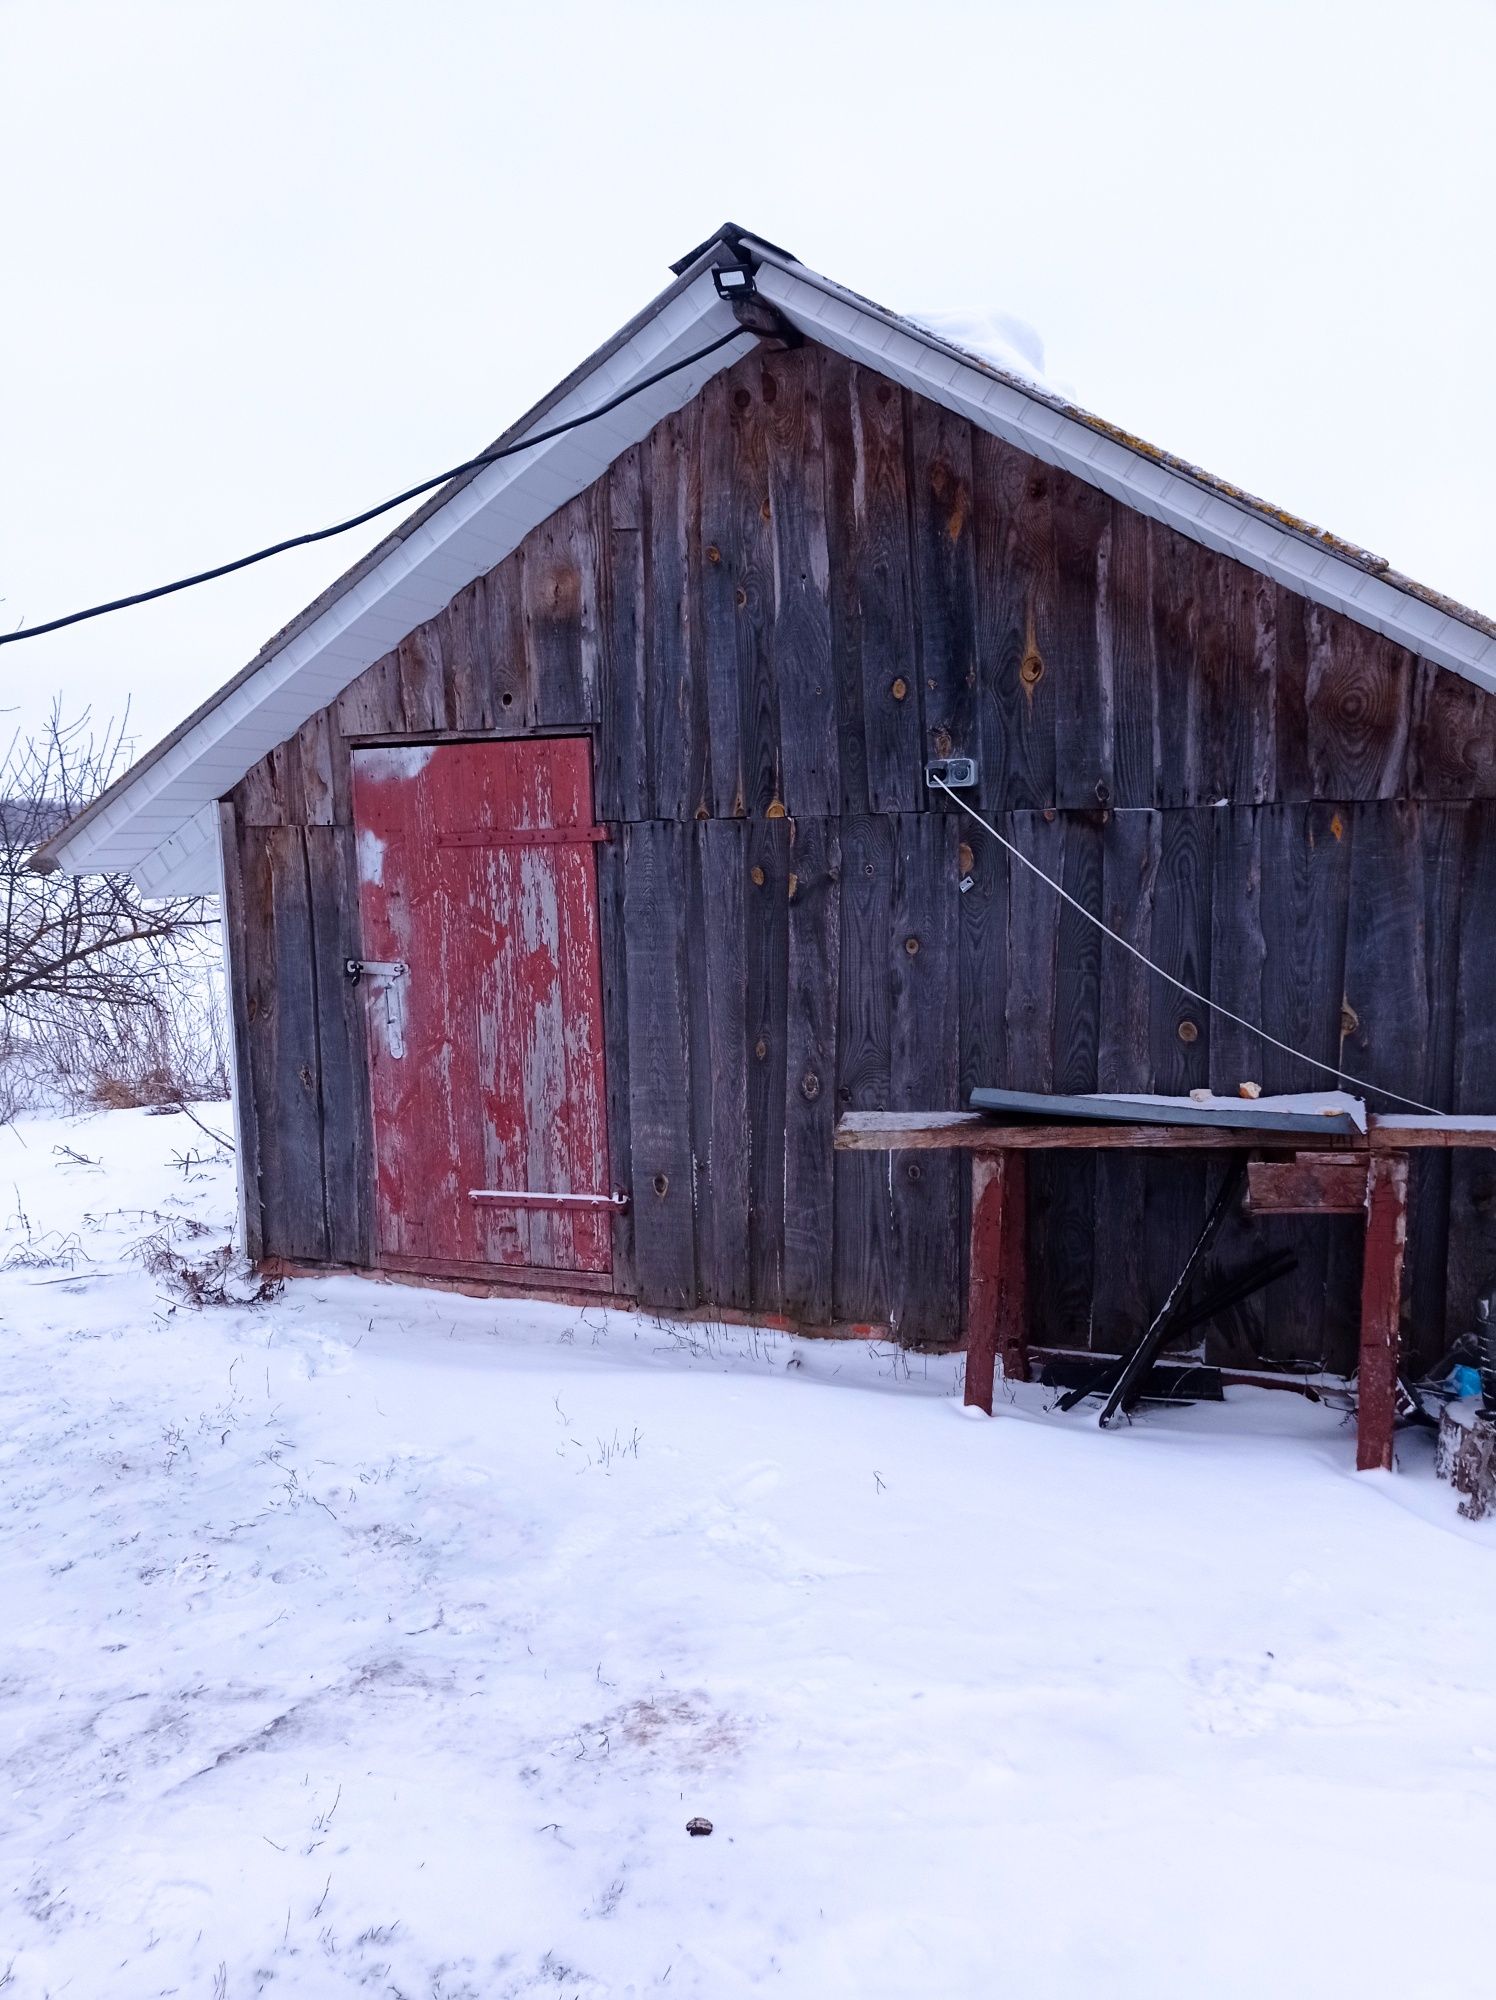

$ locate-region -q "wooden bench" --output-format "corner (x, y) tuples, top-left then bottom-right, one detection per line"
(834, 1111), (1496, 1471)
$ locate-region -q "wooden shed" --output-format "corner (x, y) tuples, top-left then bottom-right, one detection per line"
(38, 223), (1496, 1379)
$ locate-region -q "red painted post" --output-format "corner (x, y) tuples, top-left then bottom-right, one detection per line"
(1357, 1152), (1409, 1472)
(965, 1151), (1029, 1414)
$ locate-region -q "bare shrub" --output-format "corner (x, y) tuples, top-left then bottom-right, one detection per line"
(0, 704), (226, 1115)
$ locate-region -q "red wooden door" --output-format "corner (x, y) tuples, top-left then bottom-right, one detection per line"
(350, 738), (613, 1279)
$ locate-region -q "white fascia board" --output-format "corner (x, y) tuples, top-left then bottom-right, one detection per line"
(755, 263), (1496, 697)
(55, 277), (752, 877)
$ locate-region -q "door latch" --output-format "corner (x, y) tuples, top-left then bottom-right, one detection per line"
(346, 959), (409, 1059)
(345, 959), (407, 985)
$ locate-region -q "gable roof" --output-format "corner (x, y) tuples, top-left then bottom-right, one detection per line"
(36, 222), (1496, 893)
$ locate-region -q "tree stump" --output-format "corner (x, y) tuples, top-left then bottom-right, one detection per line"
(1436, 1403), (1496, 1521)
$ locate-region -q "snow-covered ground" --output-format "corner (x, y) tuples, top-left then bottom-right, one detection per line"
(3, 1110), (1495, 1999)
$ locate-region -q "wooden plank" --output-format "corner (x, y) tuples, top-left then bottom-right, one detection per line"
(1192, 551), (1272, 804)
(240, 824), (328, 1262)
(833, 814), (894, 1325)
(525, 496), (597, 732)
(1003, 810), (1065, 1092)
(1405, 804), (1464, 1369)
(995, 1151), (1030, 1381)
(732, 362), (783, 816)
(440, 576), (493, 734)
(296, 708), (340, 826)
(1105, 502), (1159, 808)
(964, 1150), (1030, 1411)
(1050, 476), (1113, 808)
(1357, 1151), (1409, 1471)
(1150, 523), (1203, 807)
(782, 818), (840, 1320)
(1257, 802), (1354, 1093)
(1247, 1155), (1370, 1214)
(305, 824), (373, 1268)
(765, 348), (837, 817)
(233, 743), (293, 827)
(597, 445), (648, 823)
(889, 812), (960, 1343)
(1000, 816), (1070, 1352)
(1342, 800), (1429, 1107)
(594, 827), (636, 1294)
(1206, 801), (1340, 1364)
(1448, 801), (1496, 1341)
(1203, 803), (1279, 1362)
(836, 1111), (1362, 1152)
(700, 372), (748, 816)
(835, 1110), (1496, 1153)
(745, 816), (790, 1309)
(1093, 808), (1160, 1353)
(622, 819), (697, 1309)
(1306, 608), (1412, 799)
(541, 786), (614, 1274)
(1144, 807), (1215, 1350)
(907, 398), (979, 772)
(482, 550), (533, 732)
(1145, 810), (1214, 1078)
(217, 799), (263, 1262)
(378, 1254), (615, 1295)
(1408, 658), (1496, 799)
(819, 350), (869, 818)
(1273, 587), (1313, 801)
(1238, 570), (1279, 804)
(689, 819), (750, 1310)
(972, 437), (1056, 812)
(645, 404), (707, 816)
(698, 367), (748, 817)
(1378, 1116), (1496, 1147)
(1184, 552), (1272, 808)
(1041, 814), (1104, 1343)
(821, 357), (919, 814)
(396, 618), (447, 733)
(335, 649), (404, 739)
(958, 811), (1009, 1107)
(965, 1151), (1004, 1414)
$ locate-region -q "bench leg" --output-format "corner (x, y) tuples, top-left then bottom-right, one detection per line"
(965, 1150), (1028, 1414)
(1357, 1152), (1408, 1472)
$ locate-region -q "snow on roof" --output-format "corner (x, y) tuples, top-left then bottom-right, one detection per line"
(34, 222), (1496, 895)
(905, 307), (1056, 394)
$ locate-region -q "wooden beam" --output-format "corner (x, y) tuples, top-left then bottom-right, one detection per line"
(835, 1110), (1358, 1154)
(1356, 1152), (1409, 1472)
(837, 1110), (1496, 1155)
(1369, 1116), (1496, 1149)
(964, 1152), (1028, 1414)
(1246, 1154), (1371, 1215)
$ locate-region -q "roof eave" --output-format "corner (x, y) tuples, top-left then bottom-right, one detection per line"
(36, 254), (754, 877)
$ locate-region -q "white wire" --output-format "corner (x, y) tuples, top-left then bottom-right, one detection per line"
(929, 776), (1443, 1118)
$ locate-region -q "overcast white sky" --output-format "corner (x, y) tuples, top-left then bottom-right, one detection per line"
(3, 0), (1493, 754)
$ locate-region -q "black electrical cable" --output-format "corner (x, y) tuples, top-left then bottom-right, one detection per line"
(0, 325), (747, 648)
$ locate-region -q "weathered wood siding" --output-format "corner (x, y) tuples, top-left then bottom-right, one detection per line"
(225, 340), (1496, 1369)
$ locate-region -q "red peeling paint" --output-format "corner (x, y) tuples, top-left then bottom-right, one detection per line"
(351, 738), (612, 1276)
